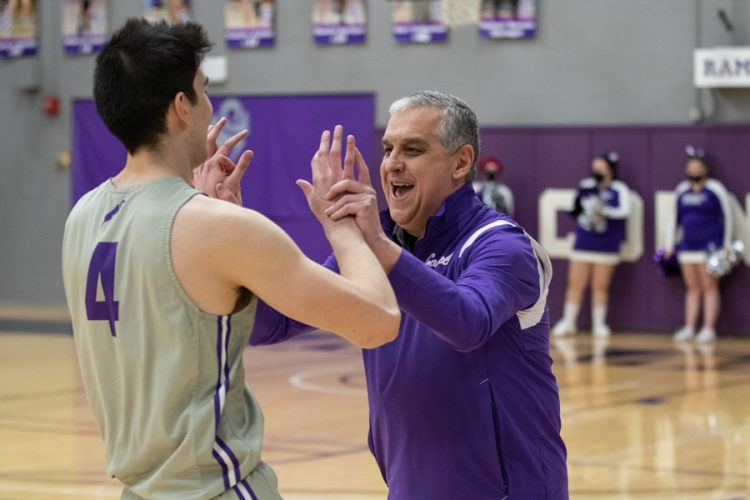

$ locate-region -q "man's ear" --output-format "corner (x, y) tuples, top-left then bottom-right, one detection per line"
(452, 144), (474, 181)
(172, 92), (191, 126)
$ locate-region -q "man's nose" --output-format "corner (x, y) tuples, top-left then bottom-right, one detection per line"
(383, 154), (404, 173)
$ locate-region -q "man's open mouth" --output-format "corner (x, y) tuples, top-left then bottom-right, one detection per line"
(391, 181), (414, 200)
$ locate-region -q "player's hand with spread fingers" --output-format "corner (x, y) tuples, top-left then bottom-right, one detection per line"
(297, 125), (358, 235)
(192, 116), (253, 205)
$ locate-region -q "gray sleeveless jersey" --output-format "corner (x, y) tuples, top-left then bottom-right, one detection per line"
(62, 176), (279, 499)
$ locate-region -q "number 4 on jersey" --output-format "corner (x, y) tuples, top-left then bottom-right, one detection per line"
(85, 242), (120, 337)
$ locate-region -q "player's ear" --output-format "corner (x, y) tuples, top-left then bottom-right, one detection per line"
(172, 92), (191, 125)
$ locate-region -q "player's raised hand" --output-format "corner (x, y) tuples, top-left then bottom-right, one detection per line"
(297, 125), (358, 231)
(193, 116), (252, 206)
(215, 150), (253, 205)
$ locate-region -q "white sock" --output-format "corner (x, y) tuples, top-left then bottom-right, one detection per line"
(562, 302), (580, 326)
(592, 306), (608, 329)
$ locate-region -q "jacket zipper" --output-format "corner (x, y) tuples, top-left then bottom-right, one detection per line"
(488, 382), (510, 496)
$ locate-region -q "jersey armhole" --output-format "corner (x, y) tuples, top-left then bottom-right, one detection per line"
(164, 192), (225, 320)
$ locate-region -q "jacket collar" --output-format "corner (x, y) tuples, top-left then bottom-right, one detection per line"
(381, 182), (481, 248)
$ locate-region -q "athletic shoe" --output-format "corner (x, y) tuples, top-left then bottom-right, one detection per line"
(695, 327), (716, 343)
(552, 320), (576, 337)
(673, 325), (695, 342)
(592, 324), (611, 338)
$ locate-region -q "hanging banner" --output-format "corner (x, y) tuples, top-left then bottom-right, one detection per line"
(72, 94), (375, 262)
(392, 0), (447, 44)
(479, 0), (536, 39)
(0, 0), (38, 58)
(143, 0), (191, 24)
(62, 0), (108, 55)
(694, 47), (750, 88)
(224, 0), (275, 49)
(312, 0), (366, 46)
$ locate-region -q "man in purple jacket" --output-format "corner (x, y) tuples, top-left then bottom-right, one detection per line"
(251, 91), (568, 499)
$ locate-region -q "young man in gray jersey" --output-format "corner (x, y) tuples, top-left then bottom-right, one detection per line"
(62, 18), (399, 499)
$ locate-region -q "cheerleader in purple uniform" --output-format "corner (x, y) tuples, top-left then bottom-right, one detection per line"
(666, 148), (733, 343)
(553, 152), (631, 338)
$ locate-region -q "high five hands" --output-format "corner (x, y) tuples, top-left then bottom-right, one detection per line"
(298, 125), (377, 237)
(298, 125), (400, 270)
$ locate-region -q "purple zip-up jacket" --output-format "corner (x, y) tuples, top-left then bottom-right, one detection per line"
(251, 183), (568, 499)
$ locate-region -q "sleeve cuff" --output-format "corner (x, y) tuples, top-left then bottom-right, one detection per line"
(387, 250), (424, 300)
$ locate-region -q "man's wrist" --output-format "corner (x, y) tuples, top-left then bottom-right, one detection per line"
(371, 234), (401, 273)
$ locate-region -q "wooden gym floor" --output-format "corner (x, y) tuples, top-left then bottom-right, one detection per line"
(1, 307), (749, 499)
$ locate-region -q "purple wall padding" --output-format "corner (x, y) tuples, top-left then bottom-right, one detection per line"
(476, 125), (750, 336)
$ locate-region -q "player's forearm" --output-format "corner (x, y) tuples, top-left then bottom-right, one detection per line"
(326, 223), (401, 346)
(328, 223), (397, 306)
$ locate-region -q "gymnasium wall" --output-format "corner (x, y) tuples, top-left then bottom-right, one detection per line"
(1, 1), (749, 329)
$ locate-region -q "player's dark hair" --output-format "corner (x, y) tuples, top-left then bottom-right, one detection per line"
(93, 18), (212, 154)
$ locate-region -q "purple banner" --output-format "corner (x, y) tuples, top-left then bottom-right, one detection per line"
(72, 94), (375, 263)
(0, 0), (38, 58)
(0, 36), (36, 57)
(391, 0), (447, 44)
(312, 0), (367, 45)
(479, 0), (536, 39)
(62, 0), (108, 55)
(224, 0), (275, 49)
(313, 24), (366, 45)
(225, 27), (274, 49)
(478, 19), (535, 39)
(63, 34), (106, 55)
(393, 22), (447, 44)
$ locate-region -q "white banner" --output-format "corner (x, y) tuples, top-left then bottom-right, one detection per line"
(694, 47), (750, 88)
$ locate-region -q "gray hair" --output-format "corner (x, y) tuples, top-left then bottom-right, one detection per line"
(389, 90), (480, 180)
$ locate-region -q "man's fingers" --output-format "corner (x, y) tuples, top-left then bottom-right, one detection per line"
(324, 193), (360, 216)
(326, 179), (371, 200)
(328, 202), (364, 221)
(217, 128), (249, 156)
(324, 192), (371, 216)
(354, 147), (372, 187)
(343, 134), (356, 180)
